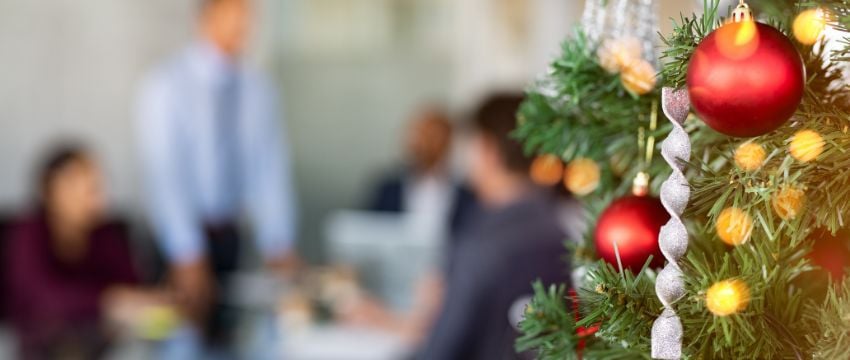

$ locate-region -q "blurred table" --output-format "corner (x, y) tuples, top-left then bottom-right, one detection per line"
(228, 271), (413, 360)
(281, 325), (410, 360)
(325, 210), (444, 310)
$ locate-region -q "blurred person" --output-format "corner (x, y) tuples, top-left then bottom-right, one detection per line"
(136, 0), (297, 353)
(367, 107), (477, 240)
(339, 108), (477, 347)
(4, 145), (144, 359)
(419, 94), (571, 360)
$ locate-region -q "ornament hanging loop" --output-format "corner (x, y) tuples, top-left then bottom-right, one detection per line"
(731, 0), (754, 22)
(632, 172), (650, 197)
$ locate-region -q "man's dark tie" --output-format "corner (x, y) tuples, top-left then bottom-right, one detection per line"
(214, 71), (241, 211)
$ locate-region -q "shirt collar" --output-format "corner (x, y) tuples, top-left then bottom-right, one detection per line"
(187, 39), (240, 86)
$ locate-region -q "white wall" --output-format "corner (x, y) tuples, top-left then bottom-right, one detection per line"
(0, 0), (194, 208)
(0, 0), (278, 209)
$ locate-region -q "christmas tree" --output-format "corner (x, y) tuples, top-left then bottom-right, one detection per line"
(515, 0), (850, 358)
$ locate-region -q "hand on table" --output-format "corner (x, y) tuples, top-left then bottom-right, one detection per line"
(102, 286), (177, 338)
(266, 251), (304, 278)
(335, 294), (398, 329)
(169, 259), (215, 326)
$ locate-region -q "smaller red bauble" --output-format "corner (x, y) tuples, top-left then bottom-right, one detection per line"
(687, 21), (805, 137)
(594, 195), (669, 272)
(808, 230), (850, 281)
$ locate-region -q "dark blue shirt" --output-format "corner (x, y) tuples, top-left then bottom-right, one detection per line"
(421, 190), (571, 360)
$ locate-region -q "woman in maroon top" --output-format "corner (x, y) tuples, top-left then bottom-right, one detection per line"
(4, 145), (140, 359)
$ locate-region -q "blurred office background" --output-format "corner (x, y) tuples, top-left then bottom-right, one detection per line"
(0, 0), (697, 358)
(0, 0), (687, 260)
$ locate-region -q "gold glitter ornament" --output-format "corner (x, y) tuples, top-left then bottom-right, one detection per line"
(789, 129), (825, 163)
(563, 158), (601, 196)
(716, 207), (754, 246)
(530, 154), (564, 186)
(734, 142), (766, 171)
(772, 186), (805, 220)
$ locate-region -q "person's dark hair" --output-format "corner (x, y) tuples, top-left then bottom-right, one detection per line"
(471, 93), (530, 173)
(36, 143), (88, 201)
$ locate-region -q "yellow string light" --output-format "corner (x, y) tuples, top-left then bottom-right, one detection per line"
(621, 59), (657, 95)
(563, 158), (600, 196)
(716, 207), (754, 246)
(597, 37), (642, 74)
(789, 129), (825, 163)
(793, 8), (828, 45)
(706, 279), (750, 316)
(772, 186), (805, 220)
(734, 142), (766, 171)
(530, 154), (564, 186)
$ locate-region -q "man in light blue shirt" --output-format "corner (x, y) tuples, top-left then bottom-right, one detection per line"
(136, 0), (297, 350)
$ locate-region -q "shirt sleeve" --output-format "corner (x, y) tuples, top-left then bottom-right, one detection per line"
(136, 71), (205, 265)
(243, 80), (297, 259)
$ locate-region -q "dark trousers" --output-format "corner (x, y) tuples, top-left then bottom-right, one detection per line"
(204, 223), (240, 348)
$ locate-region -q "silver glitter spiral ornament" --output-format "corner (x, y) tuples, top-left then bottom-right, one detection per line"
(581, 0), (658, 55)
(650, 87), (691, 359)
(580, 0), (608, 45)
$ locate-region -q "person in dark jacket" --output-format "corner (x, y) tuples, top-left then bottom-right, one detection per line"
(4, 145), (140, 359)
(338, 107), (478, 347)
(367, 106), (477, 239)
(420, 94), (571, 360)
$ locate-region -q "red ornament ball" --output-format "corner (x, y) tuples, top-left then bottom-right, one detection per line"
(594, 195), (670, 272)
(808, 229), (850, 281)
(687, 21), (805, 137)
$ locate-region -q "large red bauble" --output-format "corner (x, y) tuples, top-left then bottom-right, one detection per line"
(687, 21), (805, 137)
(594, 195), (670, 272)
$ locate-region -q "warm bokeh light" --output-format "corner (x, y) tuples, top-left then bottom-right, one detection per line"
(621, 59), (656, 95)
(793, 9), (827, 45)
(706, 279), (750, 316)
(789, 129), (825, 163)
(716, 207), (753, 246)
(715, 20), (759, 60)
(597, 37), (642, 74)
(734, 142), (766, 171)
(530, 154), (565, 186)
(563, 157), (600, 196)
(772, 186), (805, 220)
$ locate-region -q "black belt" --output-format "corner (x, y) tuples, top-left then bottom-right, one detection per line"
(203, 221), (238, 239)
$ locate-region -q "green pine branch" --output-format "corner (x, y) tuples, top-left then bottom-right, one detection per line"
(676, 226), (817, 358)
(805, 276), (850, 359)
(515, 282), (580, 360)
(687, 94), (850, 244)
(577, 261), (661, 357)
(659, 0), (721, 89)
